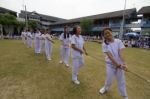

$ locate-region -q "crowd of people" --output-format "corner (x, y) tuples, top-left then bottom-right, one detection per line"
(123, 38), (150, 49)
(21, 26), (129, 99)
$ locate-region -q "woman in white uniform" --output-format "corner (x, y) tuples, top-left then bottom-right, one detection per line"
(71, 25), (88, 85)
(27, 29), (33, 48)
(99, 28), (128, 99)
(34, 29), (42, 54)
(21, 29), (26, 44)
(44, 29), (54, 61)
(59, 26), (71, 67)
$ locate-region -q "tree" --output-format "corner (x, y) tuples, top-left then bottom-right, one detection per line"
(0, 13), (18, 37)
(28, 20), (38, 30)
(80, 18), (93, 35)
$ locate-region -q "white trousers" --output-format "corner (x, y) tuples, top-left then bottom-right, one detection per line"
(35, 39), (41, 53)
(104, 63), (127, 97)
(45, 41), (52, 60)
(22, 37), (26, 44)
(60, 46), (70, 64)
(72, 56), (84, 81)
(27, 38), (32, 48)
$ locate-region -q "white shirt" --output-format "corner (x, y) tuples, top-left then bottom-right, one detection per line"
(21, 31), (25, 37)
(59, 33), (71, 48)
(71, 34), (84, 58)
(35, 32), (41, 40)
(27, 32), (32, 39)
(43, 34), (52, 44)
(102, 39), (125, 64)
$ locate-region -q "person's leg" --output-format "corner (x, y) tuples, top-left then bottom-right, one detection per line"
(35, 40), (38, 53)
(64, 48), (70, 65)
(37, 40), (41, 53)
(99, 64), (115, 94)
(45, 42), (50, 60)
(29, 39), (32, 48)
(60, 46), (65, 63)
(38, 40), (42, 53)
(72, 58), (79, 81)
(116, 69), (128, 98)
(104, 65), (115, 90)
(49, 43), (52, 59)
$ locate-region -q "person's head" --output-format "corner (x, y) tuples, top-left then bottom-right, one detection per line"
(29, 28), (33, 32)
(40, 29), (45, 34)
(36, 29), (40, 33)
(102, 28), (113, 42)
(73, 25), (81, 35)
(64, 26), (69, 39)
(64, 26), (68, 33)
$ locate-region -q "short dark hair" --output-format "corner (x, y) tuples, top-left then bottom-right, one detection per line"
(102, 27), (112, 36)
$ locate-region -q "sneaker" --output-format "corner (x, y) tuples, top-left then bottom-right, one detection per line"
(99, 86), (107, 94)
(48, 58), (52, 61)
(72, 80), (80, 85)
(59, 61), (63, 64)
(65, 64), (69, 67)
(123, 96), (128, 99)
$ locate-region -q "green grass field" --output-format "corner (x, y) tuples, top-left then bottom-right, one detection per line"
(0, 40), (150, 99)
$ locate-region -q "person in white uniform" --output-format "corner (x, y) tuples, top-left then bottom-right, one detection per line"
(71, 25), (88, 85)
(59, 26), (72, 67)
(43, 29), (54, 61)
(99, 28), (128, 99)
(26, 29), (33, 48)
(21, 29), (26, 44)
(34, 29), (42, 54)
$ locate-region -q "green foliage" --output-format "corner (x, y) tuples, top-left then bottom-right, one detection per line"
(80, 18), (93, 35)
(28, 20), (38, 30)
(0, 13), (18, 25)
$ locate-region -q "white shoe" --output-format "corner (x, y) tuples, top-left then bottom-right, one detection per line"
(123, 97), (128, 99)
(72, 80), (80, 85)
(99, 86), (107, 94)
(59, 61), (63, 64)
(65, 64), (69, 67)
(48, 58), (52, 61)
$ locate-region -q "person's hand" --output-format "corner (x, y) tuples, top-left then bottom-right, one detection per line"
(85, 51), (88, 56)
(122, 64), (128, 71)
(80, 50), (84, 55)
(116, 64), (121, 68)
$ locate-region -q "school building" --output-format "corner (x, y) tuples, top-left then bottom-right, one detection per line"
(50, 6), (150, 37)
(138, 6), (150, 36)
(18, 10), (66, 29)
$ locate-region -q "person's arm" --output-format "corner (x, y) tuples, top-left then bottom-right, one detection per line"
(83, 44), (88, 55)
(119, 49), (128, 71)
(46, 36), (54, 43)
(71, 44), (83, 54)
(105, 52), (121, 68)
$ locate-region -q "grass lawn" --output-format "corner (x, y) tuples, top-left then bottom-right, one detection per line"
(0, 40), (150, 99)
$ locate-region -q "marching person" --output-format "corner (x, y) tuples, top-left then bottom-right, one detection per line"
(44, 29), (54, 61)
(71, 25), (88, 85)
(21, 29), (26, 44)
(34, 29), (42, 54)
(59, 26), (72, 67)
(26, 29), (33, 48)
(99, 28), (128, 99)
